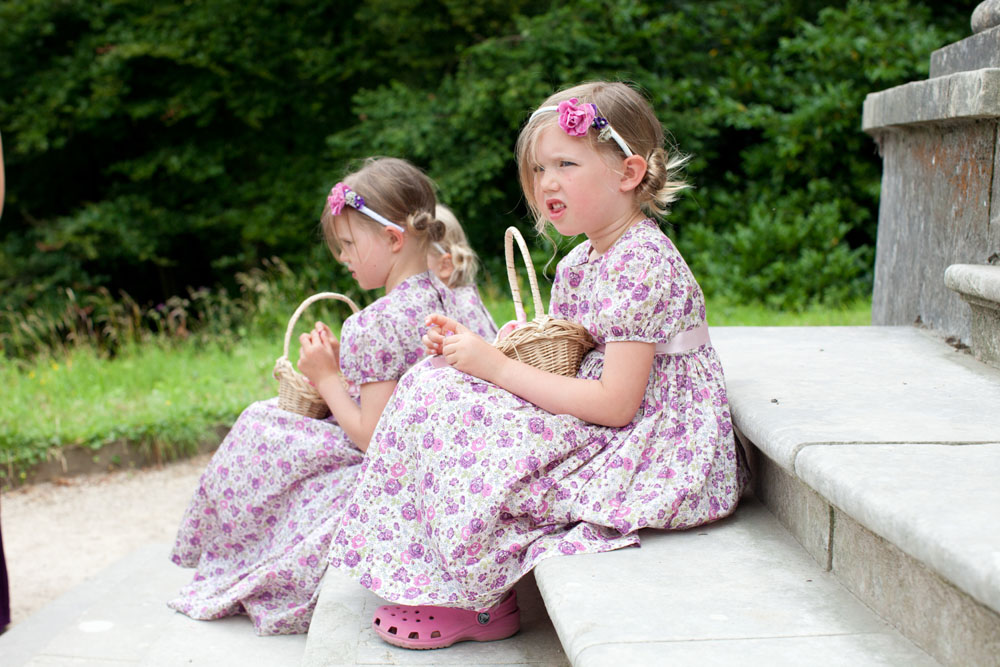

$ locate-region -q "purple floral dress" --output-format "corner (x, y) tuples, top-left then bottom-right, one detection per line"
(168, 272), (496, 635)
(328, 220), (748, 611)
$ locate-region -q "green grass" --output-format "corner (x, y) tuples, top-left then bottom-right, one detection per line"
(705, 297), (871, 326)
(1, 296), (871, 485)
(0, 340), (277, 483)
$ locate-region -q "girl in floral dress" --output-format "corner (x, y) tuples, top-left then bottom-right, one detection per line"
(327, 82), (749, 649)
(427, 203), (496, 332)
(168, 157), (496, 635)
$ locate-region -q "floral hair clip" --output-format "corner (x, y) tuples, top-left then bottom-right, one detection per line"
(529, 98), (634, 157)
(327, 182), (406, 233)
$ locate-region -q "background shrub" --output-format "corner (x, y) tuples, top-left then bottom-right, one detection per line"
(0, 0), (976, 353)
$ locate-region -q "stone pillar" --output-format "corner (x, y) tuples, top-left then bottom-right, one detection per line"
(864, 1), (1000, 359)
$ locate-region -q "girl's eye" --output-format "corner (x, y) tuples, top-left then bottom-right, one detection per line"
(532, 165), (544, 173)
(560, 160), (576, 167)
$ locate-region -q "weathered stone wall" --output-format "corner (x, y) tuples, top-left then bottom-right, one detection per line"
(869, 120), (995, 336)
(864, 5), (1000, 341)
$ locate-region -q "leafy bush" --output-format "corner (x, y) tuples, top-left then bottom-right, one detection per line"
(332, 0), (971, 308)
(0, 0), (976, 331)
(0, 256), (373, 359)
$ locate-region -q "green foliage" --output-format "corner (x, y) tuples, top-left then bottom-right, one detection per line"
(333, 0), (971, 308)
(0, 0), (977, 329)
(0, 0), (543, 313)
(0, 255), (369, 359)
(679, 0), (966, 308)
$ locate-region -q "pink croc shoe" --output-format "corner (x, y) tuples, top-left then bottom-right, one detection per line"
(372, 591), (520, 650)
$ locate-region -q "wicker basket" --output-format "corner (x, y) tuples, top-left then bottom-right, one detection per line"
(273, 292), (360, 418)
(493, 227), (594, 376)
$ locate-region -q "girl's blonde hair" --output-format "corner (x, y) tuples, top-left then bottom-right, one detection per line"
(431, 204), (481, 287)
(321, 157), (445, 255)
(515, 81), (689, 232)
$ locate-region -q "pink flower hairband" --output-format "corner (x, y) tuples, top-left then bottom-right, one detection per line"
(529, 98), (634, 157)
(327, 183), (406, 233)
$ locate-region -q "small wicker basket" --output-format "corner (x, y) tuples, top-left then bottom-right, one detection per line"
(273, 292), (360, 419)
(493, 227), (594, 376)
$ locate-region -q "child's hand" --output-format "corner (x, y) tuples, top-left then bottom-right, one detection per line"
(425, 313), (505, 381)
(297, 321), (341, 386)
(422, 312), (455, 356)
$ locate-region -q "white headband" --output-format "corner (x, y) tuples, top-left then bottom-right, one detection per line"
(327, 183), (406, 233)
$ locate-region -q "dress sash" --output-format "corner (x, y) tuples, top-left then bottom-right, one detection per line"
(593, 323), (710, 355)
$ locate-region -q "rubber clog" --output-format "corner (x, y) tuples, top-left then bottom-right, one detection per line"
(371, 590), (520, 650)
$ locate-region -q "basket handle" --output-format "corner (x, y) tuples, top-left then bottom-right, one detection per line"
(281, 292), (360, 359)
(504, 227), (545, 323)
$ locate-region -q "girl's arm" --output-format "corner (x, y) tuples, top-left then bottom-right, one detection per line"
(314, 376), (395, 453)
(298, 323), (395, 452)
(428, 314), (654, 427)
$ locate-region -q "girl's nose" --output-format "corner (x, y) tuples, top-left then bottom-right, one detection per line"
(540, 171), (558, 192)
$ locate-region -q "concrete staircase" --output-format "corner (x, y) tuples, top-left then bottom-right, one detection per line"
(713, 326), (1000, 667)
(0, 544), (308, 666)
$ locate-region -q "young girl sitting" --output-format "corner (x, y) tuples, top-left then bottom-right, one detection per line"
(327, 82), (749, 649)
(427, 203), (497, 338)
(168, 157), (495, 635)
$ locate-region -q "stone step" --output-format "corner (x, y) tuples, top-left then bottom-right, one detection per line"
(713, 325), (1000, 666)
(534, 496), (936, 667)
(945, 263), (1000, 367)
(302, 568), (569, 666)
(0, 544), (306, 666)
(303, 495), (932, 667)
(1, 541), (566, 666)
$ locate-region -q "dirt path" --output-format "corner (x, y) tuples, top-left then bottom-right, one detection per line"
(1, 454), (211, 626)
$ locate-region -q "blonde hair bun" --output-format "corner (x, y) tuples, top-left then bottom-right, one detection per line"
(432, 203), (481, 287)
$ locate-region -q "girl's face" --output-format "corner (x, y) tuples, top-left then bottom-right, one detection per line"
(333, 213), (393, 290)
(530, 125), (633, 239)
(426, 249), (454, 284)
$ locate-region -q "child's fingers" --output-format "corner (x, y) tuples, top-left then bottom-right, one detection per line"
(422, 331), (442, 355)
(441, 336), (462, 362)
(425, 313), (463, 334)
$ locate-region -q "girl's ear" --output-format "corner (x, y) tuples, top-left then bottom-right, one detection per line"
(385, 226), (406, 252)
(619, 154), (648, 193)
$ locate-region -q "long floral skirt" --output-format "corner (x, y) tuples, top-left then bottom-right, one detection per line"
(169, 399), (363, 635)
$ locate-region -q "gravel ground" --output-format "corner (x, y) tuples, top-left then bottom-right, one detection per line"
(1, 453), (211, 626)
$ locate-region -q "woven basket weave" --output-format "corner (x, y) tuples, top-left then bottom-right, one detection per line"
(493, 227), (594, 376)
(273, 292), (360, 419)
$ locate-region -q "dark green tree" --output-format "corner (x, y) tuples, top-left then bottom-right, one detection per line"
(0, 0), (976, 322)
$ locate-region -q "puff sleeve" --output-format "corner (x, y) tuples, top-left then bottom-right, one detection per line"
(338, 303), (426, 386)
(590, 239), (680, 344)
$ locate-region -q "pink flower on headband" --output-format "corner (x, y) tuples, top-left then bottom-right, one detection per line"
(327, 183), (367, 215)
(557, 98), (596, 137)
(327, 183), (349, 216)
